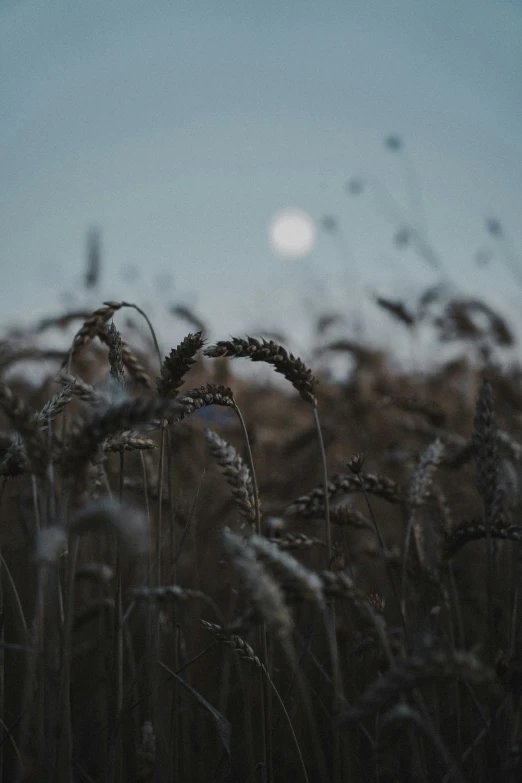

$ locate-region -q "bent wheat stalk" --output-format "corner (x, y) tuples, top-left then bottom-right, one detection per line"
(205, 429), (258, 529)
(204, 338), (331, 561)
(201, 621), (310, 783)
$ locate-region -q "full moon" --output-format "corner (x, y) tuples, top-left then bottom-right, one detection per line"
(268, 207), (316, 260)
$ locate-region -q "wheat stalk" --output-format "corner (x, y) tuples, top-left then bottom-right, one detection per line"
(285, 471), (403, 517)
(247, 535), (324, 604)
(328, 505), (371, 528)
(68, 497), (149, 556)
(205, 429), (258, 527)
(0, 382), (48, 476)
(223, 530), (292, 639)
(106, 323), (126, 388)
(443, 520), (522, 558)
(201, 620), (263, 667)
(63, 301), (123, 367)
(175, 384), (235, 419)
(201, 620), (310, 783)
(402, 439), (445, 600)
(157, 332), (205, 398)
(204, 336), (317, 403)
(57, 373), (111, 406)
(473, 380), (505, 527)
(35, 383), (75, 428)
(473, 379), (503, 662)
(269, 533), (325, 551)
(104, 431), (156, 453)
(97, 324), (152, 389)
(319, 570), (394, 661)
(61, 397), (182, 491)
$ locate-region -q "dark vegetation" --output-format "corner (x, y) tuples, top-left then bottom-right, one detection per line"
(0, 281), (522, 783)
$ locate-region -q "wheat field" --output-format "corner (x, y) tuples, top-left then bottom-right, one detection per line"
(0, 292), (521, 782)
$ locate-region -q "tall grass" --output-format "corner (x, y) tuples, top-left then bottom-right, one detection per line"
(0, 293), (521, 782)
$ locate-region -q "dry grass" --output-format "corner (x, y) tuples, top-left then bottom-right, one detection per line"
(1, 294), (522, 782)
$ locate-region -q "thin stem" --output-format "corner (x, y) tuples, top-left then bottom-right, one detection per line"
(401, 513), (414, 616)
(31, 475), (41, 533)
(156, 422), (166, 585)
(312, 404), (331, 565)
(110, 453), (125, 783)
(17, 564), (48, 783)
(264, 667), (310, 783)
(231, 403), (270, 780)
(55, 535), (79, 782)
(171, 469), (205, 573)
(358, 477), (408, 651)
(312, 402), (344, 781)
(139, 452), (152, 586)
(232, 404), (261, 536)
(278, 637), (330, 783)
(166, 427), (176, 580)
(120, 302), (162, 371)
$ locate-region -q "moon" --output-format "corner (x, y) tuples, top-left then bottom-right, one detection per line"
(268, 207), (316, 260)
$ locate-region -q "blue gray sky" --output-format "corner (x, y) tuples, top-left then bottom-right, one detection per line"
(2, 0), (522, 356)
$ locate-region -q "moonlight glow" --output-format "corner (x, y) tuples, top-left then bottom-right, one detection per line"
(268, 207), (316, 260)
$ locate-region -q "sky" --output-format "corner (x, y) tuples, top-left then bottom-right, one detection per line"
(1, 0), (522, 361)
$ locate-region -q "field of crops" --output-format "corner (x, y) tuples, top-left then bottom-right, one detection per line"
(1, 292), (521, 782)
